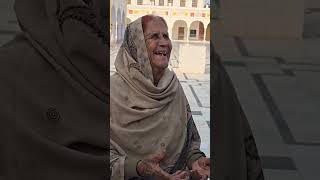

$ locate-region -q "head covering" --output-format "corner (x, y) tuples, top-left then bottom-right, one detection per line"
(212, 47), (265, 180)
(110, 17), (195, 179)
(0, 0), (108, 179)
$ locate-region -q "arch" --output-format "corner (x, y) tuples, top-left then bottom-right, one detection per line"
(205, 23), (211, 41)
(192, 0), (198, 7)
(180, 0), (186, 7)
(172, 20), (188, 41)
(159, 0), (164, 6)
(137, 0), (143, 5)
(189, 21), (205, 41)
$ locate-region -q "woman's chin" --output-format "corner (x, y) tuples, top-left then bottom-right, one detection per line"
(151, 58), (169, 69)
(158, 63), (169, 70)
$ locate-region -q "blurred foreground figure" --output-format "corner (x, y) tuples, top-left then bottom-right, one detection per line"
(212, 46), (265, 180)
(0, 0), (108, 179)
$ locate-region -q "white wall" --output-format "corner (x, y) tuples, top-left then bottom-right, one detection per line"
(132, 0), (204, 8)
(111, 0), (127, 44)
(126, 1), (210, 41)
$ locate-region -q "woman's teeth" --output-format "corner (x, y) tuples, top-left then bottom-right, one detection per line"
(155, 52), (167, 56)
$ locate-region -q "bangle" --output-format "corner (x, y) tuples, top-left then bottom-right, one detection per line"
(136, 160), (143, 177)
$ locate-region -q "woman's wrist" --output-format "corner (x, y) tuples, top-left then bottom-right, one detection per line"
(136, 160), (143, 176)
(187, 152), (206, 169)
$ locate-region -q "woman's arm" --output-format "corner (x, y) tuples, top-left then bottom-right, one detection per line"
(186, 117), (206, 169)
(111, 142), (187, 180)
(185, 116), (210, 179)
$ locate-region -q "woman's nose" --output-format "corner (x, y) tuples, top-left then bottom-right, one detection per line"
(159, 37), (169, 46)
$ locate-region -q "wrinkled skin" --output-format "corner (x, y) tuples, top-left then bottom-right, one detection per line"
(191, 157), (210, 180)
(143, 17), (172, 85)
(137, 150), (189, 180)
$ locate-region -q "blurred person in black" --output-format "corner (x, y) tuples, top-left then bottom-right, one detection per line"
(0, 0), (108, 179)
(212, 46), (265, 180)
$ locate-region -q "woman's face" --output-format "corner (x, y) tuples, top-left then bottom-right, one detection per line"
(143, 18), (172, 73)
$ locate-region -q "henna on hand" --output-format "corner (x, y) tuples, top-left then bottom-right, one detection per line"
(191, 157), (210, 180)
(136, 150), (172, 179)
(136, 150), (194, 180)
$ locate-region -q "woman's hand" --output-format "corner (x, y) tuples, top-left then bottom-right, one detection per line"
(136, 150), (172, 179)
(137, 150), (191, 180)
(191, 157), (210, 180)
(170, 170), (189, 180)
(154, 170), (189, 180)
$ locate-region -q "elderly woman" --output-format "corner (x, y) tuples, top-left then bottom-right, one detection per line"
(110, 15), (210, 180)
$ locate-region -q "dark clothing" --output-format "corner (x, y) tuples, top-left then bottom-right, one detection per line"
(0, 0), (108, 179)
(212, 47), (264, 180)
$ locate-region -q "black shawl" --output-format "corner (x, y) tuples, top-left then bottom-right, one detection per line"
(0, 0), (108, 179)
(212, 46), (265, 180)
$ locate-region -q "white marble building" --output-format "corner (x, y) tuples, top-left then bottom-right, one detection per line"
(110, 0), (127, 45)
(126, 0), (210, 42)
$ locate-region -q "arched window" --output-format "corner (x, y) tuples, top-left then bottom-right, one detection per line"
(180, 0), (185, 7)
(168, 0), (173, 6)
(192, 0), (198, 7)
(127, 0), (131, 4)
(137, 0), (143, 5)
(159, 0), (164, 6)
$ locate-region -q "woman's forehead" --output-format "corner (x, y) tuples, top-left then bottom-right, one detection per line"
(144, 20), (168, 32)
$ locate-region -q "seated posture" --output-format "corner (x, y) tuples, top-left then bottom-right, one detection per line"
(110, 15), (210, 180)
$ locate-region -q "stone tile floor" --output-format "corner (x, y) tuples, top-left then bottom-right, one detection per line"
(221, 55), (320, 180)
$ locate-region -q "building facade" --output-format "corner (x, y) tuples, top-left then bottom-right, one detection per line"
(126, 0), (211, 42)
(110, 0), (127, 45)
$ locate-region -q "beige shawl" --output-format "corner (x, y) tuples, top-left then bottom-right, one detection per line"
(110, 17), (194, 179)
